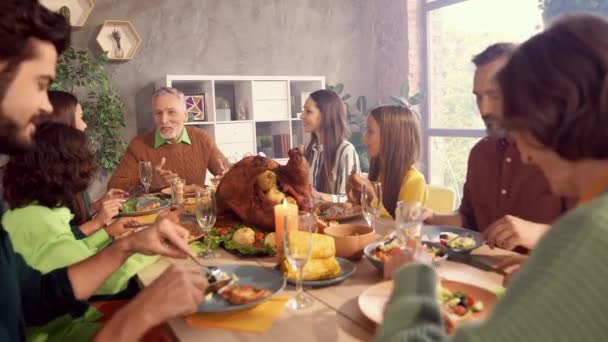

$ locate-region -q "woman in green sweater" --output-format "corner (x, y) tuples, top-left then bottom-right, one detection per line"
(378, 13), (608, 341)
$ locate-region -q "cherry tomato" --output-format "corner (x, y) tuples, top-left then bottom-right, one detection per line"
(467, 295), (475, 307)
(452, 306), (467, 316)
(255, 232), (265, 242)
(218, 228), (229, 236)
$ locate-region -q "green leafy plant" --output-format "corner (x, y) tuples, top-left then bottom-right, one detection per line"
(260, 135), (273, 148)
(539, 0), (608, 22)
(50, 47), (127, 171)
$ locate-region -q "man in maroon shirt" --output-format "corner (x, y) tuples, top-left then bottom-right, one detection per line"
(425, 43), (568, 252)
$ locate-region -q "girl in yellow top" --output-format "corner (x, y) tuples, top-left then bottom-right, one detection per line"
(348, 105), (427, 218)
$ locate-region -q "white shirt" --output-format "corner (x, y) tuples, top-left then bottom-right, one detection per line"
(307, 139), (361, 202)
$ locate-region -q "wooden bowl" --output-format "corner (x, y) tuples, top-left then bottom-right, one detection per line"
(323, 224), (376, 260)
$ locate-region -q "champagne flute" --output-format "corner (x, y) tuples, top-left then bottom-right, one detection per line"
(196, 188), (217, 258)
(283, 212), (314, 311)
(361, 181), (382, 228)
(138, 161), (152, 194)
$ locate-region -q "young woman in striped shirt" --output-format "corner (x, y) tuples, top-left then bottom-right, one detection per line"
(301, 89), (360, 203)
(348, 105), (428, 218)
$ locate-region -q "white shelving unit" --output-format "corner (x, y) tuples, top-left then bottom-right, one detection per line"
(166, 75), (325, 164)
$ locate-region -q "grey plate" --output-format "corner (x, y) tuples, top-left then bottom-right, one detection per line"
(283, 257), (357, 287)
(420, 225), (483, 253)
(119, 199), (171, 217)
(363, 240), (449, 273)
(197, 265), (285, 313)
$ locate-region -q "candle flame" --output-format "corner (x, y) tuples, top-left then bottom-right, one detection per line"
(282, 199), (287, 208)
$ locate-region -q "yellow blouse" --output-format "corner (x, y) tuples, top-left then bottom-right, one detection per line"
(377, 167), (428, 218)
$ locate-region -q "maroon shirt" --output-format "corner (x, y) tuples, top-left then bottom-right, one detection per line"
(459, 137), (567, 232)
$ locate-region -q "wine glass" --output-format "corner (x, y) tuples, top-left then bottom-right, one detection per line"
(361, 181), (382, 228)
(196, 188), (217, 258)
(138, 161), (152, 193)
(283, 212), (314, 311)
(395, 201), (424, 252)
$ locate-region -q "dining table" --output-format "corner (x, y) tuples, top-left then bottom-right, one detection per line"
(136, 215), (518, 342)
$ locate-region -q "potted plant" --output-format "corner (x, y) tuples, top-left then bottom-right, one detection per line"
(258, 135), (273, 157)
(50, 47), (127, 172)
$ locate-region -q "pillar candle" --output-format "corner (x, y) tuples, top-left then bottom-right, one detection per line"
(274, 199), (298, 259)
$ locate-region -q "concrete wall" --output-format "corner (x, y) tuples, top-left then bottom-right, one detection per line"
(70, 0), (412, 139)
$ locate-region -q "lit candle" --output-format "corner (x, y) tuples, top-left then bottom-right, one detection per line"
(274, 199), (298, 259)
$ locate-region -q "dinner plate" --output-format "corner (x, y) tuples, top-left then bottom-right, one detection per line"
(421, 226), (483, 253)
(363, 240), (448, 273)
(358, 279), (498, 328)
(390, 226), (483, 254)
(283, 257), (357, 287)
(197, 264), (285, 313)
(314, 202), (362, 222)
(118, 198), (171, 217)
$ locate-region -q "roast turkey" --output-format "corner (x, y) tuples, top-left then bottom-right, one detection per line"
(216, 149), (312, 230)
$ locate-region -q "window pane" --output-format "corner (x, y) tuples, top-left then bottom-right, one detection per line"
(429, 136), (480, 207)
(428, 0), (542, 129)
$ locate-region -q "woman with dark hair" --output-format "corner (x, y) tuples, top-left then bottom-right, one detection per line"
(377, 13), (608, 341)
(301, 89), (360, 202)
(46, 90), (128, 239)
(348, 105), (428, 218)
(2, 121), (157, 291)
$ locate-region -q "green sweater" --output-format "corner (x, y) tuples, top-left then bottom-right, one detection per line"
(377, 191), (608, 341)
(2, 205), (158, 295)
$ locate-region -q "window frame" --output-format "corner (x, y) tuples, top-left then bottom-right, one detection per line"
(419, 0), (486, 189)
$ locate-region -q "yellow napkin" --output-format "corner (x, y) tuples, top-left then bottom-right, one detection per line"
(133, 213), (157, 225)
(185, 295), (289, 334)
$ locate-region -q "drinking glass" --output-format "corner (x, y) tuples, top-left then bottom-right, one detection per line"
(171, 177), (185, 205)
(138, 161), (153, 193)
(196, 188), (217, 258)
(395, 200), (424, 254)
(283, 212), (314, 311)
(361, 181), (382, 228)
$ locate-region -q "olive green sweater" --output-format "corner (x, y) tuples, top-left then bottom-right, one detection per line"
(377, 191), (608, 341)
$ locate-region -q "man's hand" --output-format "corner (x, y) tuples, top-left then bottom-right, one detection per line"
(123, 217), (195, 259)
(483, 215), (550, 250)
(94, 265), (208, 341)
(94, 198), (125, 226)
(153, 157), (179, 188)
(104, 218), (140, 237)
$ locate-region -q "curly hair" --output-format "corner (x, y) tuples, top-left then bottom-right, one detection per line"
(3, 122), (98, 209)
(498, 13), (608, 161)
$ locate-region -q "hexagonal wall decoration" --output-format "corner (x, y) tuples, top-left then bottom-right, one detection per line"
(39, 0), (94, 28)
(96, 20), (141, 61)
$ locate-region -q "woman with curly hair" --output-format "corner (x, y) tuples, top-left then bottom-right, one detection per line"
(2, 122), (158, 298)
(46, 90), (129, 239)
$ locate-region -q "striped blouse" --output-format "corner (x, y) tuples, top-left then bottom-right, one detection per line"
(307, 139), (361, 202)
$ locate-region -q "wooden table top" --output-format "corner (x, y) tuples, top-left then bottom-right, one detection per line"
(137, 217), (516, 341)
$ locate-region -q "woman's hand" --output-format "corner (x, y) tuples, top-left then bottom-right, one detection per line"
(94, 198), (125, 226)
(496, 254), (528, 287)
(383, 249), (415, 280)
(347, 173), (374, 204)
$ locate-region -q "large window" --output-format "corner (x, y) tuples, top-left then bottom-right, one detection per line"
(422, 0), (543, 204)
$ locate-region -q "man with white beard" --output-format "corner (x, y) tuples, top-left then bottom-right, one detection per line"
(109, 87), (227, 190)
